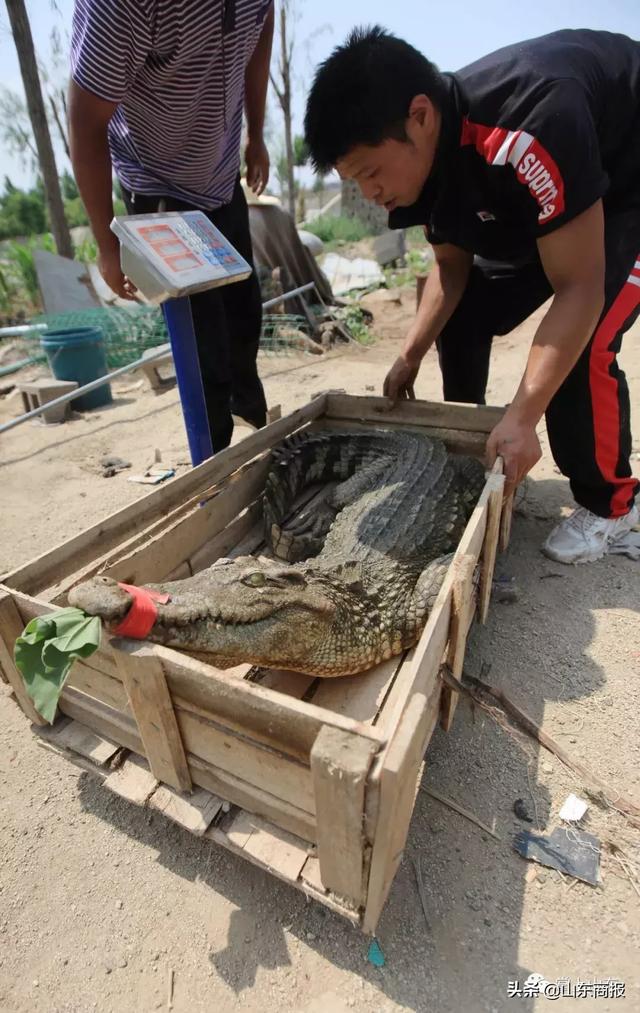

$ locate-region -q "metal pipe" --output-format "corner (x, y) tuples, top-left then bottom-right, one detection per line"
(0, 281), (320, 438)
(0, 323), (48, 337)
(261, 281), (315, 310)
(161, 296), (213, 467)
(0, 344), (172, 435)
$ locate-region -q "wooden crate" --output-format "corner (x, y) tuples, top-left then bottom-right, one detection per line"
(0, 393), (512, 931)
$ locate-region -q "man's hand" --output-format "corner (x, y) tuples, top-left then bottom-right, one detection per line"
(486, 413), (542, 495)
(98, 235), (137, 300)
(245, 136), (270, 196)
(383, 354), (420, 404)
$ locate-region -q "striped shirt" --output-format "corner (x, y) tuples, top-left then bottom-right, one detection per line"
(71, 0), (272, 209)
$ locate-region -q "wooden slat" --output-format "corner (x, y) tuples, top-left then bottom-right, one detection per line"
(324, 393), (505, 432)
(440, 554), (476, 732)
(190, 755), (315, 842)
(499, 490), (514, 552)
(362, 682), (441, 934)
(311, 654), (404, 724)
(310, 727), (378, 906)
(0, 589), (47, 725)
(58, 687), (143, 751)
(174, 705), (316, 815)
(104, 455), (272, 585)
(114, 643), (192, 792)
(479, 473), (505, 624)
(312, 418), (488, 457)
(4, 393), (329, 596)
(67, 660), (130, 712)
(104, 755), (159, 805)
(56, 683), (318, 841)
(184, 499), (264, 575)
(213, 811), (310, 879)
(149, 784), (223, 836)
(35, 716), (121, 766)
(151, 640), (385, 761)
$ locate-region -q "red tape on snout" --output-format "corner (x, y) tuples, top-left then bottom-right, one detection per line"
(112, 582), (170, 639)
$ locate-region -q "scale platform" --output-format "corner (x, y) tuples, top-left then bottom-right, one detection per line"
(111, 210), (252, 303)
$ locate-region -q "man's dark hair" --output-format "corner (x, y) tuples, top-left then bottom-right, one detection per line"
(304, 26), (445, 173)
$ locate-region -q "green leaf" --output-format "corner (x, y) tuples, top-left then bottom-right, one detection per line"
(14, 607), (101, 724)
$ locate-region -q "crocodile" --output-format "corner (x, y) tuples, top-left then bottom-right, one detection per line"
(69, 430), (486, 677)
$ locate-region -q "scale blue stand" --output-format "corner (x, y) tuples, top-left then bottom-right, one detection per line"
(111, 210), (253, 467)
(161, 298), (212, 466)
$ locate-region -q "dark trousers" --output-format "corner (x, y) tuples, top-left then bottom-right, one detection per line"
(123, 179), (267, 452)
(436, 210), (640, 517)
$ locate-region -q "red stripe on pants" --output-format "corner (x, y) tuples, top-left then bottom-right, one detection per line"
(589, 273), (640, 516)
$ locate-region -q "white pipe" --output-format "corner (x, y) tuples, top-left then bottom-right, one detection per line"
(0, 323), (48, 337)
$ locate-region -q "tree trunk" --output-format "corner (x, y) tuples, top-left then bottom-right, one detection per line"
(279, 5), (296, 219)
(5, 0), (73, 257)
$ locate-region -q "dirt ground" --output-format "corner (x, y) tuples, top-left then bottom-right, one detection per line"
(1, 286), (639, 1013)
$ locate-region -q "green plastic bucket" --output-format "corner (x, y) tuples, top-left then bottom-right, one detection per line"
(41, 327), (113, 411)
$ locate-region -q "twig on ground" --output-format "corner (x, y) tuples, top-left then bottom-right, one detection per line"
(421, 785), (501, 841)
(440, 666), (640, 824)
(411, 857), (431, 930)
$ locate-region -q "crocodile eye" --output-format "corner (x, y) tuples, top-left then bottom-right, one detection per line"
(242, 571), (267, 587)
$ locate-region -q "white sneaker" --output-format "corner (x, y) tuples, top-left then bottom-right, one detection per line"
(542, 504), (639, 564)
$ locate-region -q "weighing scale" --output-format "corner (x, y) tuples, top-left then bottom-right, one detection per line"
(111, 211), (252, 466)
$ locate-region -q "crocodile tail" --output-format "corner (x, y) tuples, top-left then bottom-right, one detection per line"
(263, 430), (372, 559)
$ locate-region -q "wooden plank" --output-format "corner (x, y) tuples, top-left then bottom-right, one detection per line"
(299, 855), (325, 893)
(36, 718), (121, 766)
(185, 498), (264, 575)
(217, 811), (310, 880)
(148, 640), (385, 762)
(362, 682), (441, 934)
(254, 668), (317, 700)
(190, 755), (316, 842)
(499, 490), (514, 552)
(67, 660), (130, 712)
(58, 686), (143, 752)
(104, 755), (159, 805)
(54, 684), (317, 841)
(324, 393), (505, 433)
(0, 589), (47, 725)
(204, 812), (361, 921)
(113, 643), (192, 793)
(104, 455), (272, 585)
(312, 417), (488, 457)
(311, 655), (404, 724)
(174, 706), (316, 815)
(440, 554), (476, 732)
(149, 784), (223, 836)
(479, 473), (505, 624)
(310, 727), (379, 906)
(4, 393), (329, 597)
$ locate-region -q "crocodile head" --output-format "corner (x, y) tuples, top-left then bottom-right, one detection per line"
(68, 558), (348, 672)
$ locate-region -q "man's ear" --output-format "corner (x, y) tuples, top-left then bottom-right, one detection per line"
(408, 93), (433, 130)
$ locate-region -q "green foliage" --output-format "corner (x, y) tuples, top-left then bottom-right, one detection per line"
(60, 170), (79, 200)
(385, 247), (433, 288)
(0, 182), (47, 239)
(335, 303), (375, 345)
(293, 134), (310, 166)
(305, 214), (369, 244)
(4, 234), (55, 303)
(63, 196), (89, 228)
(73, 235), (98, 263)
(14, 608), (101, 724)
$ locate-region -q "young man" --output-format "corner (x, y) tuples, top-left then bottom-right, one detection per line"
(305, 27), (640, 563)
(69, 0), (274, 452)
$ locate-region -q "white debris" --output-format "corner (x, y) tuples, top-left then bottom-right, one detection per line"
(559, 793), (589, 822)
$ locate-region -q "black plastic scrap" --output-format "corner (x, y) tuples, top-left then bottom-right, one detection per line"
(513, 827), (601, 885)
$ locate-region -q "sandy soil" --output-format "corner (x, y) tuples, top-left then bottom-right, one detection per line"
(1, 285), (639, 1013)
